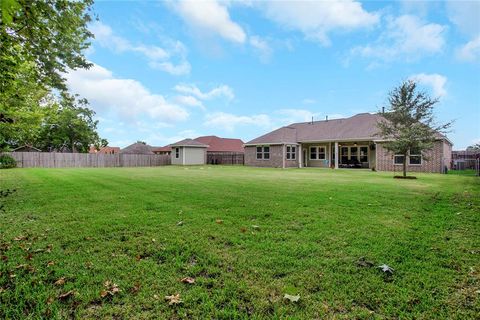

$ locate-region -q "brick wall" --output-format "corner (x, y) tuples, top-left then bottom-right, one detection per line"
(376, 140), (446, 173)
(245, 145), (299, 168)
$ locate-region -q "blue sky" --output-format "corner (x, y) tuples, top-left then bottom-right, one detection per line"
(65, 0), (480, 149)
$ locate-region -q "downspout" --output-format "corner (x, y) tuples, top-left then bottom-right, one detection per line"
(282, 144), (286, 169)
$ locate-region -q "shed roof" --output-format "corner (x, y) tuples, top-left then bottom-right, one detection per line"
(170, 138), (208, 147)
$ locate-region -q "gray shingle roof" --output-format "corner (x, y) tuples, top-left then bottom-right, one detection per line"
(120, 142), (155, 154)
(246, 113), (450, 145)
(246, 113), (385, 144)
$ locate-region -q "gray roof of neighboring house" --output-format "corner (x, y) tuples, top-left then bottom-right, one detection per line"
(246, 113), (450, 145)
(170, 138), (209, 148)
(120, 142), (155, 154)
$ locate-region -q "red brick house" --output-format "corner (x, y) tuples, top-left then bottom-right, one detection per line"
(89, 146), (120, 154)
(244, 113), (452, 173)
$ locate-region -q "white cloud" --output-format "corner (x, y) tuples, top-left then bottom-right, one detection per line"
(249, 35), (272, 62)
(410, 73), (448, 98)
(173, 0), (246, 44)
(302, 98), (316, 105)
(90, 21), (190, 75)
(352, 15), (446, 61)
(204, 112), (271, 132)
(65, 63), (189, 123)
(446, 0), (480, 37)
(174, 95), (205, 110)
(456, 35), (480, 62)
(149, 61), (192, 76)
(259, 1), (379, 45)
(174, 84), (234, 101)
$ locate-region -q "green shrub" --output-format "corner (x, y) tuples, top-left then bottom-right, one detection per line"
(0, 154), (17, 169)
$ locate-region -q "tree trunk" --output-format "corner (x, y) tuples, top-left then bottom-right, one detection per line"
(403, 153), (407, 177)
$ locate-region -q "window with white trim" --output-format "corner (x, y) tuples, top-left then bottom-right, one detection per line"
(394, 155), (404, 165)
(256, 146), (270, 160)
(409, 148), (422, 165)
(309, 146), (326, 160)
(175, 147), (179, 159)
(286, 145), (296, 160)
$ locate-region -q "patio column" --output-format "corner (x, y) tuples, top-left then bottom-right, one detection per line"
(335, 142), (339, 169)
(298, 143), (302, 168)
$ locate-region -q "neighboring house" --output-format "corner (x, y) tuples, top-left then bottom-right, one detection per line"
(120, 142), (155, 155)
(151, 146), (172, 155)
(89, 146), (120, 154)
(170, 139), (208, 165)
(194, 135), (244, 165)
(245, 113), (452, 173)
(12, 145), (41, 152)
(452, 150), (480, 170)
(194, 136), (244, 153)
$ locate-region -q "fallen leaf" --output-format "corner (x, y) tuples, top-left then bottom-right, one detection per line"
(215, 219), (223, 224)
(25, 253), (33, 260)
(252, 225), (260, 230)
(46, 296), (54, 305)
(47, 261), (55, 267)
(33, 248), (45, 253)
(180, 277), (195, 284)
(240, 227), (247, 233)
(135, 255), (141, 261)
(101, 281), (120, 298)
(15, 264), (28, 269)
(1, 255), (7, 261)
(46, 244), (53, 253)
(177, 221), (184, 226)
(165, 293), (183, 305)
(378, 264), (394, 274)
(13, 236), (27, 241)
(151, 238), (156, 242)
(58, 291), (74, 300)
(130, 282), (141, 294)
(356, 257), (374, 268)
(284, 293), (300, 302)
(54, 277), (66, 286)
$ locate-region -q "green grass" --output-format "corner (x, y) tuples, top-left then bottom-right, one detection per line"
(1, 166), (479, 319)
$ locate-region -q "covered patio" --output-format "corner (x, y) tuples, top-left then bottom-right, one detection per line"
(298, 140), (376, 169)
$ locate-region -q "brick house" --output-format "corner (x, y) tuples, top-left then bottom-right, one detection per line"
(244, 113), (452, 173)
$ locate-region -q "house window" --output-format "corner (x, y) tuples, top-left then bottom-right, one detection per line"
(309, 146), (325, 160)
(360, 146), (368, 162)
(341, 147), (349, 164)
(175, 148), (179, 159)
(394, 155), (404, 165)
(409, 148), (422, 165)
(350, 147), (358, 162)
(256, 146), (270, 160)
(286, 145), (296, 160)
(318, 147), (326, 160)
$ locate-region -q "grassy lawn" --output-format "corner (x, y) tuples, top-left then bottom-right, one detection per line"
(0, 166), (479, 319)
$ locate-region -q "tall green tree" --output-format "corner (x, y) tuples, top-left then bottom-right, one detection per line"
(377, 80), (453, 177)
(0, 0), (97, 151)
(36, 93), (107, 153)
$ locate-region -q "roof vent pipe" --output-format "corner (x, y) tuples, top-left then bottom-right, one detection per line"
(326, 115), (328, 122)
(311, 116), (313, 124)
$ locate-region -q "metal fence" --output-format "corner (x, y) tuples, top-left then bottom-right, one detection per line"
(206, 152), (244, 165)
(2, 152), (171, 168)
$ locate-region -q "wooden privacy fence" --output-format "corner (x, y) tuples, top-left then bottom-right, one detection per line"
(3, 152), (171, 168)
(207, 152), (244, 165)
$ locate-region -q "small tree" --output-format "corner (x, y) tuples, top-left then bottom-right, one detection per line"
(377, 80), (453, 177)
